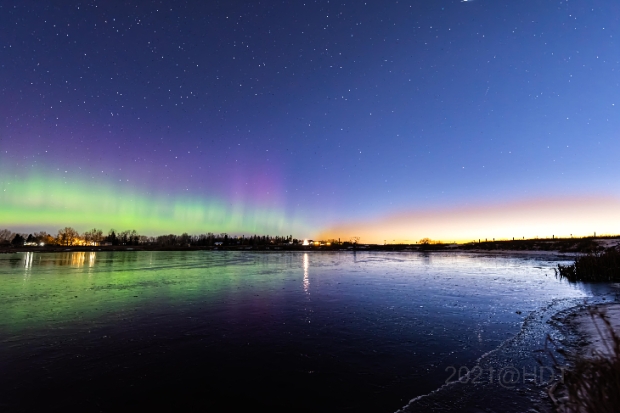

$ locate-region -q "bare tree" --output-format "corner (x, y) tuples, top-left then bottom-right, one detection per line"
(419, 238), (441, 245)
(34, 231), (54, 245)
(83, 230), (93, 245)
(91, 229), (103, 243)
(83, 229), (103, 245)
(57, 227), (80, 246)
(0, 229), (14, 243)
(179, 233), (191, 246)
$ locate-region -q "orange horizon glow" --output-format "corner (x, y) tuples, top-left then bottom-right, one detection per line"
(316, 195), (620, 244)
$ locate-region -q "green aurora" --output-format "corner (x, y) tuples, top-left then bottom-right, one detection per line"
(0, 172), (309, 235)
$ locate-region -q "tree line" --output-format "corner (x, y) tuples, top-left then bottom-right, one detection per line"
(0, 228), (299, 247)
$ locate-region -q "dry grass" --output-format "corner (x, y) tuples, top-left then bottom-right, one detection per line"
(555, 248), (620, 282)
(550, 308), (620, 413)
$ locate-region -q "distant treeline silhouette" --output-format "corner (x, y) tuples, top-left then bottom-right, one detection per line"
(0, 227), (299, 247)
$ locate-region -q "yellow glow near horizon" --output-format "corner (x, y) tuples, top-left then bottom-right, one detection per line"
(318, 196), (620, 244)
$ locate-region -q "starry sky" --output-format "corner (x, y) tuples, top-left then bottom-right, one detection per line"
(1, 0), (619, 241)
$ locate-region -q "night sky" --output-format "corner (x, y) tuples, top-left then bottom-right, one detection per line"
(1, 1), (619, 241)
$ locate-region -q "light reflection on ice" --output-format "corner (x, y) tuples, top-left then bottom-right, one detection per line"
(303, 252), (309, 295)
(23, 252), (33, 270)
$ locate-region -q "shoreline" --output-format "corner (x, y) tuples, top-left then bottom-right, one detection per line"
(562, 303), (620, 358)
(2, 236), (617, 255)
(548, 302), (620, 410)
(0, 245), (590, 256)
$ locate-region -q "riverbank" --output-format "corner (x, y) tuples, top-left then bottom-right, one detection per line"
(572, 304), (620, 358)
(550, 303), (620, 412)
(560, 303), (620, 359)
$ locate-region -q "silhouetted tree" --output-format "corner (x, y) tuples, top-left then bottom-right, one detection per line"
(107, 229), (118, 245)
(179, 233), (191, 246)
(129, 230), (139, 245)
(84, 228), (104, 245)
(11, 234), (25, 246)
(0, 229), (13, 245)
(34, 231), (54, 245)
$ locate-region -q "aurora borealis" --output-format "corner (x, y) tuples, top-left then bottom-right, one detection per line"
(1, 1), (619, 241)
(0, 170), (308, 235)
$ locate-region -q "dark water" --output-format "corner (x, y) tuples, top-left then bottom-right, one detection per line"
(0, 251), (606, 412)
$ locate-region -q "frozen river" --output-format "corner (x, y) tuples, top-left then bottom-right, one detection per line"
(0, 250), (608, 412)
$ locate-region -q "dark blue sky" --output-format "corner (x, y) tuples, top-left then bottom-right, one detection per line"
(1, 0), (619, 234)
